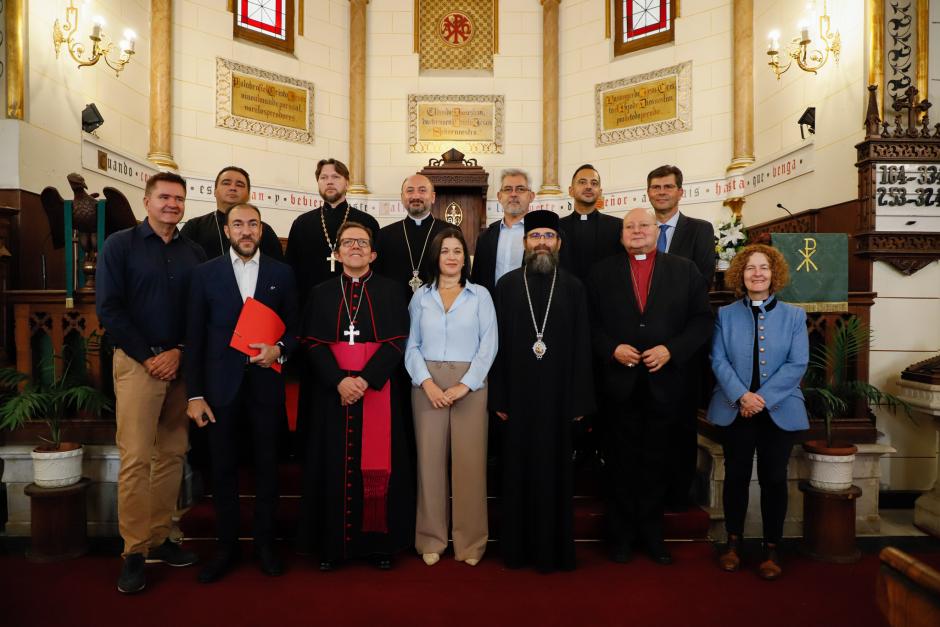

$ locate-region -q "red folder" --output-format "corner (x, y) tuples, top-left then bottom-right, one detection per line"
(230, 297), (285, 373)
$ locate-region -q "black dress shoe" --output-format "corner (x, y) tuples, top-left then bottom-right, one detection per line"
(198, 548), (240, 584)
(256, 545), (284, 577)
(372, 555), (393, 570)
(647, 542), (673, 566)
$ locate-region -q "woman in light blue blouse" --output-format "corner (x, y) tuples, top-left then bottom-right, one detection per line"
(405, 227), (498, 567)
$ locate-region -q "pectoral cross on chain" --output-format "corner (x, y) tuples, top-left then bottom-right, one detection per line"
(326, 254), (337, 272)
(344, 322), (360, 345)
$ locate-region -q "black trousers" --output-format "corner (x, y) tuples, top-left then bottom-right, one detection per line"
(602, 376), (674, 548)
(208, 376), (281, 547)
(664, 348), (707, 507)
(718, 411), (796, 544)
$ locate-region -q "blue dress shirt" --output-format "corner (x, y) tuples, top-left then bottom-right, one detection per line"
(405, 281), (498, 391)
(494, 218), (525, 284)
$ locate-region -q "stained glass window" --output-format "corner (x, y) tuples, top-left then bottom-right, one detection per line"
(234, 0), (294, 53)
(614, 0), (675, 57)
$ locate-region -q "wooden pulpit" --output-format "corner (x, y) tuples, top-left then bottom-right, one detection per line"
(419, 148), (489, 254)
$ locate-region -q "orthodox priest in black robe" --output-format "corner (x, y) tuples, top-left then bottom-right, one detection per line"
(285, 159), (380, 307)
(489, 210), (595, 573)
(180, 166), (285, 262)
(374, 174), (449, 299)
(300, 222), (415, 570)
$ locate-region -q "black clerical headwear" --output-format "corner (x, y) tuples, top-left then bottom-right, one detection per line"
(524, 210), (560, 234)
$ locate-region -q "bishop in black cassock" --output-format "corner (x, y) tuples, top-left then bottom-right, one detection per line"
(299, 224), (414, 569)
(489, 210), (595, 573)
(374, 174), (449, 299)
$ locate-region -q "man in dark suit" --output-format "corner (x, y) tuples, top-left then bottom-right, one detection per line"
(558, 164), (623, 282)
(587, 208), (712, 565)
(185, 203), (300, 583)
(646, 165), (717, 510)
(470, 168), (533, 295)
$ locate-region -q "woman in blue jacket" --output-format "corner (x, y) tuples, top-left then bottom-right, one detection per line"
(707, 244), (808, 580)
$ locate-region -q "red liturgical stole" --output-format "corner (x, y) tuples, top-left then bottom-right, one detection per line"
(330, 342), (392, 533)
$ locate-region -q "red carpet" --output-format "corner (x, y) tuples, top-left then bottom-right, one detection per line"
(0, 542), (913, 627)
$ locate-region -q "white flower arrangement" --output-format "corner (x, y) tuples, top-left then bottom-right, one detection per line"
(714, 214), (746, 263)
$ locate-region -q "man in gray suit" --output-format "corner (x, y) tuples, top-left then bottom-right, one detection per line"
(647, 165), (716, 510)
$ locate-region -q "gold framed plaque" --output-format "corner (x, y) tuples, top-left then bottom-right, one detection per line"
(595, 61), (692, 146)
(216, 57), (315, 144)
(408, 94), (504, 154)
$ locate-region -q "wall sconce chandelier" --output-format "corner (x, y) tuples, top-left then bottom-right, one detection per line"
(766, 1), (840, 80)
(53, 1), (136, 76)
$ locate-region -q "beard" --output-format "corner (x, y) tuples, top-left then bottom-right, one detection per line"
(320, 189), (344, 205)
(406, 201), (431, 218)
(524, 248), (559, 274)
(504, 204), (526, 217)
(231, 237), (259, 257)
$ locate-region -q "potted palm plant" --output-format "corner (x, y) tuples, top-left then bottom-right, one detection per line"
(802, 316), (911, 491)
(0, 351), (112, 487)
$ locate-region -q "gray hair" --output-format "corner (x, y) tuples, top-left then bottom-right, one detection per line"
(499, 168), (531, 189)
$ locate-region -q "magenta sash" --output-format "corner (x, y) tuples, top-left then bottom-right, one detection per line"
(330, 342), (391, 533)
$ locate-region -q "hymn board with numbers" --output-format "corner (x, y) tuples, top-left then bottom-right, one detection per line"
(855, 85), (940, 276)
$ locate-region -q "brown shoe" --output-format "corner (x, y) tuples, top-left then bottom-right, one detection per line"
(718, 535), (741, 572)
(758, 543), (782, 580)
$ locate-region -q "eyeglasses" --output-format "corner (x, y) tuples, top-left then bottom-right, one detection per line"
(339, 238), (371, 249)
(526, 232), (557, 241)
(648, 184), (678, 191)
(500, 186), (530, 194)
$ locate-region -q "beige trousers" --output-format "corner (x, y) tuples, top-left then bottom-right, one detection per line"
(113, 349), (189, 557)
(412, 361), (488, 561)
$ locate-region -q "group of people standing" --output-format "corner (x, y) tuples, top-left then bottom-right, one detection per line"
(97, 158), (810, 595)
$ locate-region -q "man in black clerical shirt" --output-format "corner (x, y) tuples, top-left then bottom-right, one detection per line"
(286, 159), (380, 307)
(97, 172), (205, 594)
(646, 165), (717, 511)
(558, 164), (623, 281)
(180, 166), (285, 261)
(374, 173), (448, 298)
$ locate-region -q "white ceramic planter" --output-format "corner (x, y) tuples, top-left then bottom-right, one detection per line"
(31, 445), (83, 488)
(806, 449), (856, 491)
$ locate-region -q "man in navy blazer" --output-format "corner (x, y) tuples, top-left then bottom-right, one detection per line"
(647, 165), (717, 510)
(184, 203), (299, 582)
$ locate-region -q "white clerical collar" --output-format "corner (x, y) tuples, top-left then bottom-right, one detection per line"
(632, 254), (648, 261)
(410, 213), (430, 226)
(230, 246), (260, 267)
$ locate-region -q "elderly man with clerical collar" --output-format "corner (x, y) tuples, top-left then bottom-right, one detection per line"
(180, 166), (285, 261)
(299, 221), (414, 572)
(586, 207), (713, 566)
(488, 209), (595, 573)
(374, 173), (449, 298)
(469, 168), (535, 295)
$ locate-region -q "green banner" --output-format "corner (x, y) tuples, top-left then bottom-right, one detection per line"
(770, 233), (848, 312)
